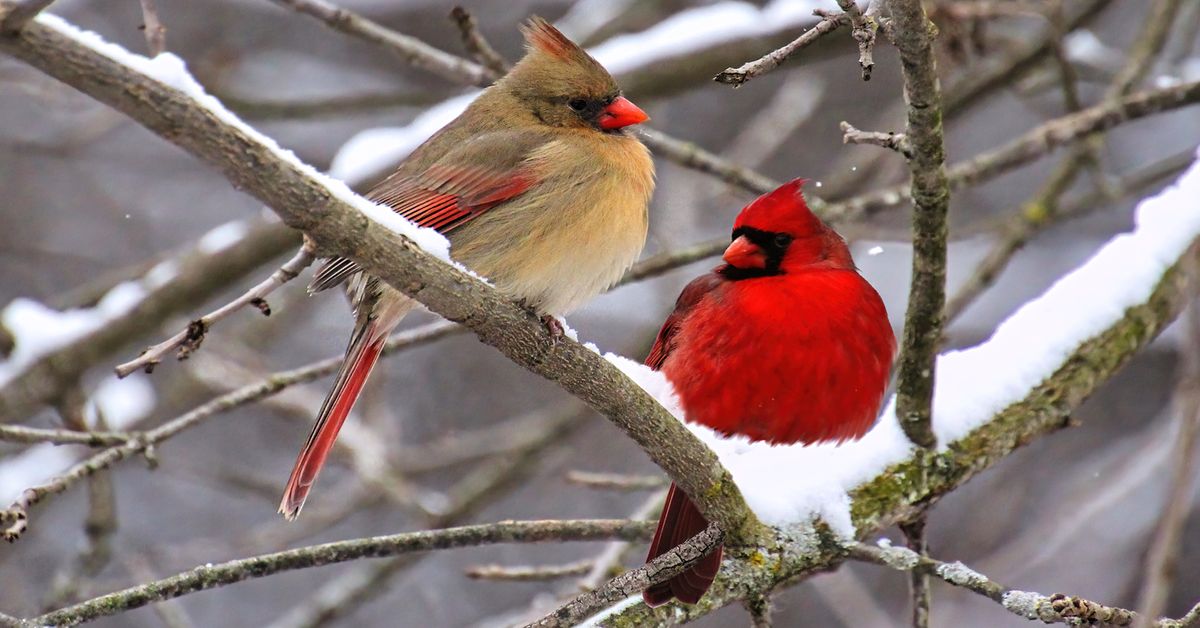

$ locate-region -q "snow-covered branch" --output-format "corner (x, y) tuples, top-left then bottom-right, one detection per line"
(0, 14), (762, 545)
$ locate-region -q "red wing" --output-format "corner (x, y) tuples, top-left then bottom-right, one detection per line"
(310, 163), (536, 293)
(644, 271), (725, 370)
(371, 164), (536, 233)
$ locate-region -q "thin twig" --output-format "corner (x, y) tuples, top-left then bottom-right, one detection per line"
(746, 594), (774, 628)
(449, 6), (508, 77)
(522, 523), (724, 628)
(466, 560), (594, 581)
(0, 423), (136, 446)
(840, 121), (912, 158)
(0, 321), (455, 540)
(713, 11), (846, 87)
(900, 519), (931, 628)
(822, 79), (1200, 224)
(837, 0), (879, 80)
(267, 0), (492, 87)
(848, 542), (1199, 627)
(636, 128), (779, 195)
(565, 471), (665, 491)
(137, 0), (166, 56)
(114, 243), (315, 377)
(27, 519), (654, 627)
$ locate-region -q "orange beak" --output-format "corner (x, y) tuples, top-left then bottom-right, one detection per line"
(597, 96), (649, 130)
(723, 235), (766, 269)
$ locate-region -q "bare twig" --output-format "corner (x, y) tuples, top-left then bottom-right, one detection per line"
(0, 221), (298, 424)
(0, 321), (455, 540)
(746, 594), (774, 628)
(837, 0), (879, 80)
(636, 128), (779, 196)
(27, 519), (654, 626)
(266, 0), (492, 87)
(713, 12), (846, 87)
(840, 121), (912, 158)
(899, 519), (931, 628)
(565, 470), (665, 491)
(449, 6), (508, 77)
(114, 243), (315, 377)
(137, 0), (166, 56)
(0, 0), (55, 34)
(822, 79), (1200, 223)
(885, 0), (949, 449)
(466, 560), (594, 582)
(0, 423), (135, 446)
(848, 542), (1199, 627)
(523, 523), (724, 628)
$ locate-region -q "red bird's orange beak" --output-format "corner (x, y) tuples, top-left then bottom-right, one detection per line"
(723, 235), (767, 269)
(597, 96), (649, 130)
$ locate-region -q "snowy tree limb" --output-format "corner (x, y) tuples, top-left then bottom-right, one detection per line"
(0, 14), (763, 546)
(713, 11), (847, 87)
(0, 221), (298, 424)
(27, 519), (655, 627)
(595, 239), (1200, 625)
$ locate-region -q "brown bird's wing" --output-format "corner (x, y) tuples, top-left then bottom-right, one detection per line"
(310, 130), (547, 293)
(644, 271), (725, 370)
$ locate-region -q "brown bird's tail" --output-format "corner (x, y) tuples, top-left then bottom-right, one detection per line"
(278, 323), (386, 520)
(643, 483), (723, 607)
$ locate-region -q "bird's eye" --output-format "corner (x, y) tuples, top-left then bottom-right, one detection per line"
(773, 234), (793, 248)
(568, 99), (588, 112)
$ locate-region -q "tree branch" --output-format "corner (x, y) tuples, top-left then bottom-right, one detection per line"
(713, 11), (846, 87)
(886, 0), (949, 449)
(0, 220), (298, 424)
(524, 523), (723, 628)
(0, 14), (763, 545)
(0, 0), (53, 34)
(114, 242), (315, 377)
(0, 321), (456, 540)
(27, 519), (654, 627)
(448, 6), (508, 77)
(839, 121), (911, 158)
(822, 78), (1200, 223)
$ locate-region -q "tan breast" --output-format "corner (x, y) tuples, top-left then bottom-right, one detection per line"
(449, 131), (654, 315)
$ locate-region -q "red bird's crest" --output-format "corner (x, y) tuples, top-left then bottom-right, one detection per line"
(733, 178), (823, 239)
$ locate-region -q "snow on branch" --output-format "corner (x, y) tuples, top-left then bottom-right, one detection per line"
(0, 13), (762, 545)
(592, 153), (1200, 623)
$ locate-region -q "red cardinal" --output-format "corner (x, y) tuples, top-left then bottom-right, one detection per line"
(642, 179), (895, 606)
(279, 18), (654, 519)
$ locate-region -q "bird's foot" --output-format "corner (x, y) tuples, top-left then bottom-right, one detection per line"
(540, 314), (565, 342)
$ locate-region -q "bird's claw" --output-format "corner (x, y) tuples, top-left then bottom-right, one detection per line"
(541, 315), (565, 342)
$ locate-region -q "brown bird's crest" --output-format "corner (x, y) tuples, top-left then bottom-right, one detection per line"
(521, 16), (581, 59)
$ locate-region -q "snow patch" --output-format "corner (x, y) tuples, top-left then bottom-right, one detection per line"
(197, 220), (249, 253)
(935, 561), (988, 588)
(1001, 590), (1047, 620)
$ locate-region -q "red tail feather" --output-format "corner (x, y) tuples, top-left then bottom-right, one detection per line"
(278, 328), (386, 520)
(643, 483), (723, 607)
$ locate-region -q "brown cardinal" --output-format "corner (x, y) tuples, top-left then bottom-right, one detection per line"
(279, 18), (654, 519)
(641, 180), (895, 606)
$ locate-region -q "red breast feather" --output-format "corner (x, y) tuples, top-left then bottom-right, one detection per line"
(661, 268), (894, 444)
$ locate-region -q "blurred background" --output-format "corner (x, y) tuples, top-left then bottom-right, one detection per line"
(1, 0), (1199, 626)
